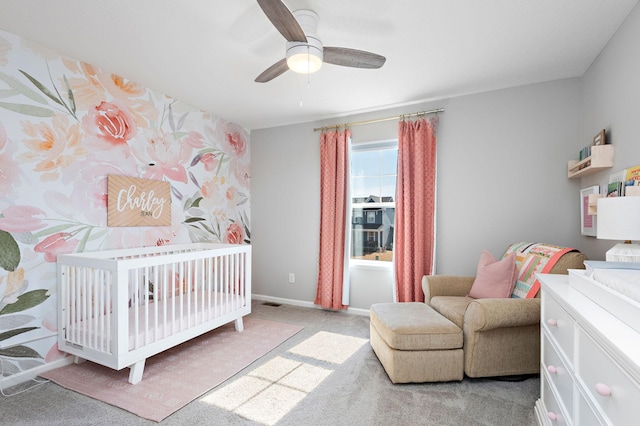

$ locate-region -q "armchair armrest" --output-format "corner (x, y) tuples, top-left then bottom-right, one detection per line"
(464, 298), (541, 332)
(422, 275), (475, 304)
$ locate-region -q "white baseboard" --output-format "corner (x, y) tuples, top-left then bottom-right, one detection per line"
(251, 294), (370, 317)
(0, 356), (73, 390)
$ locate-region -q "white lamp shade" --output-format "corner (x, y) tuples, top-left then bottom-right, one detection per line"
(597, 196), (640, 241)
(597, 196), (640, 262)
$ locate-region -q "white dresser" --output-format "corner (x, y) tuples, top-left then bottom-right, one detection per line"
(535, 270), (640, 425)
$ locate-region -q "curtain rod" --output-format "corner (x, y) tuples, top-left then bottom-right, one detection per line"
(313, 108), (444, 132)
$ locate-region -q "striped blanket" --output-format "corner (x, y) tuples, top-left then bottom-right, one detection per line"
(503, 242), (578, 298)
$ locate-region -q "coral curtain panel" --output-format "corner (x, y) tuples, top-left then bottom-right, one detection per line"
(315, 129), (351, 310)
(395, 117), (438, 302)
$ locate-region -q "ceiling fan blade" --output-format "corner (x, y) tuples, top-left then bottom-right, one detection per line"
(323, 47), (386, 69)
(255, 58), (289, 83)
(256, 0), (307, 43)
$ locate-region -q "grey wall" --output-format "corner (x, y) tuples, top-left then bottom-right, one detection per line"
(251, 78), (584, 309)
(579, 4), (640, 260)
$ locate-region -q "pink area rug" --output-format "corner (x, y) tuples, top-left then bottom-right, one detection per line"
(41, 317), (303, 422)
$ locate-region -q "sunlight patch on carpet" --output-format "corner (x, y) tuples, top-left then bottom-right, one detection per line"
(236, 383), (306, 425)
(250, 356), (302, 382)
(278, 362), (332, 393)
(202, 355), (332, 425)
(201, 376), (271, 411)
(288, 331), (368, 364)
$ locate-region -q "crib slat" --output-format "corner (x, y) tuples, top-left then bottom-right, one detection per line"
(133, 269), (140, 349)
(187, 259), (192, 328)
(238, 252), (242, 308)
(179, 260), (184, 332)
(171, 261), (176, 335)
(214, 256), (219, 318)
(106, 270), (111, 354)
(91, 269), (96, 350)
(161, 263), (167, 339)
(153, 265), (159, 342)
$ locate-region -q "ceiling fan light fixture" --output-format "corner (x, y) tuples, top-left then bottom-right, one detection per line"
(286, 38), (323, 74)
(254, 3), (385, 83)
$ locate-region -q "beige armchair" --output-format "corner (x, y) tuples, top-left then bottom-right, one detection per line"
(422, 249), (586, 378)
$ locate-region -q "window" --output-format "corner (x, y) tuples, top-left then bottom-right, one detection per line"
(350, 140), (397, 263)
(366, 211), (376, 223)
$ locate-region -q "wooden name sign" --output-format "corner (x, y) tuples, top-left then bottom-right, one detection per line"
(107, 175), (171, 227)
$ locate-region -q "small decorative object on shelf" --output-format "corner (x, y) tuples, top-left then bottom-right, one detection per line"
(593, 128), (606, 145)
(578, 145), (592, 161)
(568, 144), (614, 179)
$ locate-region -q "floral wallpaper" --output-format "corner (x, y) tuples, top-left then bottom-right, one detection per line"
(0, 29), (250, 379)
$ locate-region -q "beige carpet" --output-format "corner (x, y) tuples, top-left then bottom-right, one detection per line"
(41, 317), (303, 422)
(201, 331), (368, 425)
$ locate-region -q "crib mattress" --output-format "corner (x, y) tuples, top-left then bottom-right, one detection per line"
(66, 291), (246, 352)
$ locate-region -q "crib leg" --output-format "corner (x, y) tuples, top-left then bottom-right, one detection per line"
(73, 356), (86, 365)
(234, 317), (244, 332)
(128, 359), (146, 385)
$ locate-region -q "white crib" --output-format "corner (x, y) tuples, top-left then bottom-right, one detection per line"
(56, 243), (251, 384)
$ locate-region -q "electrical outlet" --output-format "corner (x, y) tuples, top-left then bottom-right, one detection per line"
(288, 273), (295, 283)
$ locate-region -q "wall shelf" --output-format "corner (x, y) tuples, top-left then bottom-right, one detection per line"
(568, 144), (614, 178)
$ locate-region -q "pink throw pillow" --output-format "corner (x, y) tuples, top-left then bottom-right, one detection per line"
(468, 250), (517, 299)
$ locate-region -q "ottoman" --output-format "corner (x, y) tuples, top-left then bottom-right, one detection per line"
(370, 302), (464, 383)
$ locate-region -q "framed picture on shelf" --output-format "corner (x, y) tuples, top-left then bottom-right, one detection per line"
(593, 129), (606, 146)
(580, 185), (599, 236)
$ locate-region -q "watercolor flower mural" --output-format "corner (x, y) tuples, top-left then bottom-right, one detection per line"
(0, 205), (46, 233)
(233, 159), (251, 190)
(180, 120), (251, 244)
(224, 128), (248, 158)
(183, 130), (205, 149)
(33, 232), (80, 262)
(63, 61), (157, 127)
(82, 99), (137, 154)
(0, 207), (51, 364)
(58, 155), (137, 223)
(0, 28), (250, 377)
(19, 114), (84, 181)
(132, 128), (190, 184)
(224, 223), (244, 244)
(200, 152), (219, 171)
(61, 61), (110, 112)
(182, 172), (250, 244)
(0, 120), (21, 198)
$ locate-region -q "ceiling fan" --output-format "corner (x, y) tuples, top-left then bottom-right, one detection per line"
(255, 0), (386, 83)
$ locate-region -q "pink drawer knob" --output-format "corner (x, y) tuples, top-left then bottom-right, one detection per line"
(547, 318), (558, 326)
(547, 365), (558, 374)
(547, 412), (558, 421)
(596, 383), (612, 397)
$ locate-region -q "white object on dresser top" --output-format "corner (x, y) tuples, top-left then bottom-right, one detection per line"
(568, 269), (640, 335)
(591, 268), (640, 303)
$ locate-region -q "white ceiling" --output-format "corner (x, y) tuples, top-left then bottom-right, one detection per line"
(0, 0), (637, 130)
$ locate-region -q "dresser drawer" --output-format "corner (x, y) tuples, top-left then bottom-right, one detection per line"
(576, 326), (640, 426)
(542, 291), (575, 363)
(541, 376), (570, 426)
(576, 389), (606, 426)
(542, 333), (574, 416)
